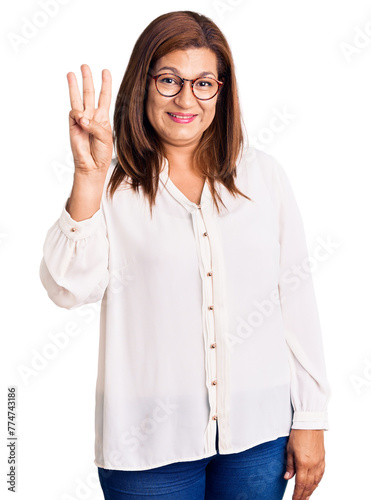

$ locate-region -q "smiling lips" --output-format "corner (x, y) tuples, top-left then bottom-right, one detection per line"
(167, 112), (197, 124)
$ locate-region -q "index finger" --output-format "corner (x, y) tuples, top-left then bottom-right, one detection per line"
(97, 69), (112, 112)
(67, 72), (84, 111)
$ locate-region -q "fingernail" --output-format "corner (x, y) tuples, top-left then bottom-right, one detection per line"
(284, 472), (290, 478)
(81, 117), (89, 126)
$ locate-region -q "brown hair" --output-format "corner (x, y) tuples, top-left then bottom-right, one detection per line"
(107, 10), (251, 215)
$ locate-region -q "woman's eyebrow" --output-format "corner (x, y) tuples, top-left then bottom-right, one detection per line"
(156, 66), (217, 78)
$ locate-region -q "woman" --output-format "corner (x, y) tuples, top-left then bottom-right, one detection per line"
(39, 10), (331, 500)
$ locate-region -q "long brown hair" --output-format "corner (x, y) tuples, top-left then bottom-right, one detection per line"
(107, 10), (251, 216)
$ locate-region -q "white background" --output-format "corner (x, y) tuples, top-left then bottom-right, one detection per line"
(1, 0), (370, 498)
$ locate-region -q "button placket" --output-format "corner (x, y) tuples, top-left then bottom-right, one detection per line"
(197, 207), (218, 427)
(196, 204), (233, 453)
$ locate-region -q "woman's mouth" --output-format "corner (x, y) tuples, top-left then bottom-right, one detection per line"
(167, 112), (197, 124)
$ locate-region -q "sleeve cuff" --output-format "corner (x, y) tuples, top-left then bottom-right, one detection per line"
(292, 411), (329, 430)
(58, 198), (105, 241)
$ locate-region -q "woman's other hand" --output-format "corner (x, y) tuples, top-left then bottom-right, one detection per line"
(284, 429), (326, 500)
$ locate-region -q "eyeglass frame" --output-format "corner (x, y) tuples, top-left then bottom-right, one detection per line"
(148, 72), (224, 101)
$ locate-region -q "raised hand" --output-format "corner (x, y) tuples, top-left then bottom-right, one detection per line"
(67, 64), (113, 176)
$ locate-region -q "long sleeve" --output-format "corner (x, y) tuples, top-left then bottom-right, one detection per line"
(39, 198), (110, 310)
(275, 161), (331, 430)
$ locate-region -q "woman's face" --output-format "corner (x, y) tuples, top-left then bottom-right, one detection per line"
(145, 48), (219, 151)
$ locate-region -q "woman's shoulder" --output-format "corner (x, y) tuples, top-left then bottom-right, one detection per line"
(238, 145), (288, 192)
(238, 145), (284, 179)
(235, 145), (293, 210)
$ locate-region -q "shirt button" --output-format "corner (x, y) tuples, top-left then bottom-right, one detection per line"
(197, 204), (202, 209)
(203, 232), (208, 237)
(71, 227), (76, 232)
(208, 305), (214, 310)
(207, 272), (213, 277)
(210, 343), (216, 349)
(211, 380), (217, 385)
(212, 415), (218, 420)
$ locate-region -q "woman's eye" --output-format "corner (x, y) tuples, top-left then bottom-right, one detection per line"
(161, 78), (176, 84)
(196, 80), (212, 87)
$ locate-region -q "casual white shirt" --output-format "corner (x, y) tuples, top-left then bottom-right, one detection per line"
(39, 146), (331, 471)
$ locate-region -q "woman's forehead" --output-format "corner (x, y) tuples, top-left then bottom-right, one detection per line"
(152, 48), (218, 74)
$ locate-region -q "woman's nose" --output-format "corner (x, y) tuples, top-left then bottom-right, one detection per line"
(173, 81), (197, 108)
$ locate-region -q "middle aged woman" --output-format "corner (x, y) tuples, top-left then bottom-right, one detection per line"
(39, 10), (331, 500)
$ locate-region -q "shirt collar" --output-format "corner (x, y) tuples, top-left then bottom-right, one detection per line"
(159, 157), (212, 213)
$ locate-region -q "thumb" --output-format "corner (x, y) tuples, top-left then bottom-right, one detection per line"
(284, 451), (296, 480)
(69, 110), (111, 145)
(78, 115), (111, 144)
(79, 116), (90, 126)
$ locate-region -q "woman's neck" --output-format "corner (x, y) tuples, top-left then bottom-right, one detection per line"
(163, 142), (199, 174)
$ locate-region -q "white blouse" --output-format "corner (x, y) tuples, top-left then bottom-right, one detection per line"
(39, 146), (331, 471)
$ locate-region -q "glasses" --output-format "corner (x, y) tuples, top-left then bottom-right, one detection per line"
(149, 72), (223, 101)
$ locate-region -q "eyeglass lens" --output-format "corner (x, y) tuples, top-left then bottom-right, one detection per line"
(156, 73), (218, 99)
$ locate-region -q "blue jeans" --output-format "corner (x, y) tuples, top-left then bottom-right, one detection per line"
(98, 422), (290, 499)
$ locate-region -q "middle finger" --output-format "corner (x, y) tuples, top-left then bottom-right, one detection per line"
(292, 469), (308, 499)
(81, 64), (95, 111)
(303, 470), (317, 498)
